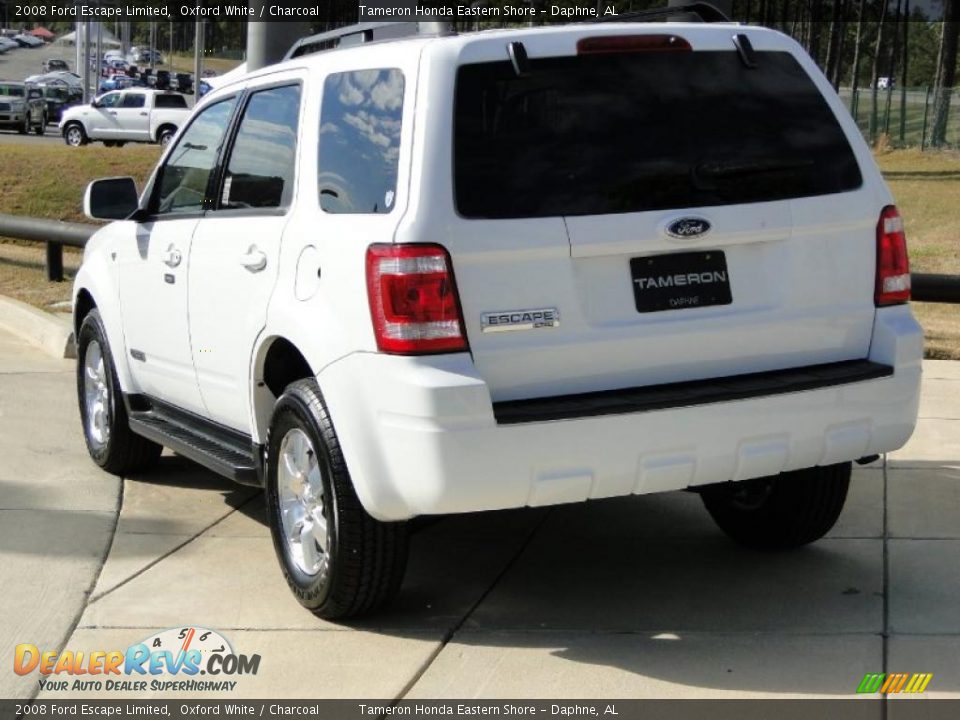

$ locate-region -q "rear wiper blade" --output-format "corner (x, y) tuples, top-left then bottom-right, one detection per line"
(695, 158), (815, 177)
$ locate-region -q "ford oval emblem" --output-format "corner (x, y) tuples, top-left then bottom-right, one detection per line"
(665, 217), (712, 239)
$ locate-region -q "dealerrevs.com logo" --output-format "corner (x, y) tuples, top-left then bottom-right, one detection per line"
(14, 626), (261, 693)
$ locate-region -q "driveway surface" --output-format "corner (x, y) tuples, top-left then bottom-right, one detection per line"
(1, 326), (958, 706)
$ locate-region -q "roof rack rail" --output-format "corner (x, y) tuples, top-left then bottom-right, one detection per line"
(596, 1), (732, 23)
(283, 21), (453, 61)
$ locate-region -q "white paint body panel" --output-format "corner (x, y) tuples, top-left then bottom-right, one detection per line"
(73, 23), (922, 521)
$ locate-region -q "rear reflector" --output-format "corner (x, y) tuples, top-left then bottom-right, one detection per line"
(366, 244), (468, 354)
(577, 35), (692, 55)
(875, 205), (910, 306)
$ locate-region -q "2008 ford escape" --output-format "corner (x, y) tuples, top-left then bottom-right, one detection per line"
(74, 16), (922, 619)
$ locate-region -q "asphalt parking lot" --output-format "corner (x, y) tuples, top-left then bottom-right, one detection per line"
(1, 324), (958, 706)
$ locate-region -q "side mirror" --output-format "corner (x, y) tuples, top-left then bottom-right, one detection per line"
(91, 98), (100, 108)
(83, 177), (140, 221)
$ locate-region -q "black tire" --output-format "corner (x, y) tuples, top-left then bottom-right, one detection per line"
(34, 115), (46, 135)
(700, 463), (852, 550)
(158, 127), (176, 146)
(265, 378), (408, 620)
(18, 119), (27, 135)
(63, 122), (87, 147)
(76, 309), (162, 475)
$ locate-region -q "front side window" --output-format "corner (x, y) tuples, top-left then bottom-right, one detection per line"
(152, 97), (237, 216)
(219, 84), (301, 210)
(318, 68), (404, 214)
(121, 93), (145, 108)
(97, 92), (121, 108)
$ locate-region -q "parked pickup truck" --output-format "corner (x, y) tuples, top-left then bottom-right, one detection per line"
(59, 88), (188, 147)
(0, 82), (47, 135)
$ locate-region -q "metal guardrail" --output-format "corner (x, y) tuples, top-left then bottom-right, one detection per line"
(0, 213), (94, 282)
(0, 212), (959, 303)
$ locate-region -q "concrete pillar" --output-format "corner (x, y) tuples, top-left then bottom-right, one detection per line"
(246, 3), (310, 71)
(194, 20), (204, 99)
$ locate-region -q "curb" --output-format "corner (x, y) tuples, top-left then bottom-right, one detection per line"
(0, 295), (75, 359)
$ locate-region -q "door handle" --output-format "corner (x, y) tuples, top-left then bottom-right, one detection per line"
(162, 247), (182, 267)
(108, 111), (117, 116)
(139, 112), (148, 116)
(239, 246), (267, 272)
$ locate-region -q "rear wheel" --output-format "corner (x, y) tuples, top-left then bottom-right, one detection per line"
(158, 127), (176, 146)
(76, 309), (162, 475)
(700, 463), (851, 550)
(265, 378), (408, 619)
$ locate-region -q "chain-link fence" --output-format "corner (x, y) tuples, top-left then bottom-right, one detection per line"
(838, 87), (960, 149)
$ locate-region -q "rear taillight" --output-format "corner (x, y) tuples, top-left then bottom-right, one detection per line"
(875, 205), (911, 306)
(365, 244), (468, 354)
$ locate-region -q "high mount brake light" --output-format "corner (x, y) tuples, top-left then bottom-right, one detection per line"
(576, 35), (693, 55)
(875, 205), (911, 306)
(365, 244), (469, 355)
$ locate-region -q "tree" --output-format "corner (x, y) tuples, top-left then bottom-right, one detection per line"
(870, 0), (889, 141)
(931, 0), (960, 147)
(849, 0), (868, 117)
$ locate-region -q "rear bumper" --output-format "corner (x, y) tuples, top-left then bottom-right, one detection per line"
(319, 305), (923, 521)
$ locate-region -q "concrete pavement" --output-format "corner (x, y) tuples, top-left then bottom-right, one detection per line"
(2, 325), (959, 703)
(0, 329), (120, 701)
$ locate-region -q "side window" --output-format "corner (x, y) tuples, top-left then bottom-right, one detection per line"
(219, 84), (301, 211)
(121, 93), (145, 109)
(318, 68), (404, 214)
(152, 97), (237, 216)
(98, 92), (121, 108)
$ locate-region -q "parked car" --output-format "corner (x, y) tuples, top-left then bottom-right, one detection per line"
(0, 37), (18, 53)
(0, 81), (47, 134)
(13, 34), (44, 48)
(60, 88), (188, 146)
(42, 59), (70, 73)
(31, 83), (82, 123)
(98, 75), (137, 94)
(74, 20), (922, 620)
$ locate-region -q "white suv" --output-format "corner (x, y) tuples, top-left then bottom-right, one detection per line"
(74, 20), (922, 619)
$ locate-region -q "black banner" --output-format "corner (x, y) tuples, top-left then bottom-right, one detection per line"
(4, 699), (960, 720)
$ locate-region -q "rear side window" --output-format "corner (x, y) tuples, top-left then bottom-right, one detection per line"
(454, 50), (862, 219)
(156, 94), (187, 109)
(220, 84), (301, 210)
(318, 69), (404, 214)
(121, 93), (145, 108)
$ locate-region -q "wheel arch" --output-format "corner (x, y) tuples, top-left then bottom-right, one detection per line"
(154, 123), (177, 143)
(250, 335), (315, 444)
(73, 264), (135, 393)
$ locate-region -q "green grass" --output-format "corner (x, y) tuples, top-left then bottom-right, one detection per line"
(0, 145), (161, 223)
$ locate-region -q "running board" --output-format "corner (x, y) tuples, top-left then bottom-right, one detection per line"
(125, 395), (262, 486)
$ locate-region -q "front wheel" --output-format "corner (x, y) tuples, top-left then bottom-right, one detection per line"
(63, 123), (87, 147)
(265, 379), (408, 620)
(34, 115), (46, 135)
(700, 463), (852, 550)
(76, 309), (162, 475)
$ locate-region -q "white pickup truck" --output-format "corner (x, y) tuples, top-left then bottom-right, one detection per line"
(59, 88), (189, 147)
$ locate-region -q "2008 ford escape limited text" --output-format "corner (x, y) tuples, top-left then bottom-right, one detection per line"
(73, 17), (922, 619)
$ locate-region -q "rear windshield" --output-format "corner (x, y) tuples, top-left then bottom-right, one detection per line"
(0, 85), (25, 97)
(454, 49), (862, 219)
(155, 94), (187, 108)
